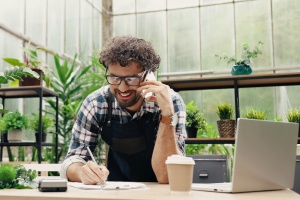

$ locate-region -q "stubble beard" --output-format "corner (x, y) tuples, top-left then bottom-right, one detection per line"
(113, 89), (142, 109)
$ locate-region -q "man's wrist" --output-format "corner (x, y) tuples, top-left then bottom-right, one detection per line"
(159, 113), (178, 127)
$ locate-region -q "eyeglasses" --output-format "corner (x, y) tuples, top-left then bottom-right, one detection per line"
(105, 70), (148, 86)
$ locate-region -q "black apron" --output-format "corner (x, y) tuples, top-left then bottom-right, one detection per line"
(100, 93), (160, 182)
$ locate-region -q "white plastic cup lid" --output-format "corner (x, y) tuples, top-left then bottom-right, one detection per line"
(165, 155), (195, 165)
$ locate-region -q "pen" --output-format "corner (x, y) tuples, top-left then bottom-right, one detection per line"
(87, 146), (97, 164)
(87, 146), (106, 186)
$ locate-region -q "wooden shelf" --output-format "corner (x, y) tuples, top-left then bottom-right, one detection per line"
(0, 142), (56, 147)
(185, 138), (236, 144)
(161, 72), (300, 91)
(0, 86), (58, 98)
(185, 138), (300, 144)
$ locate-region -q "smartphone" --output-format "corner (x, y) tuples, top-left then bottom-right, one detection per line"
(143, 71), (156, 99)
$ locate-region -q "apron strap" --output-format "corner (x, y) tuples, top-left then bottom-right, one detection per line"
(107, 91), (113, 126)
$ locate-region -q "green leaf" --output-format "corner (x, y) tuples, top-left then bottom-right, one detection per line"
(0, 75), (8, 84)
(3, 58), (26, 66)
(22, 67), (40, 79)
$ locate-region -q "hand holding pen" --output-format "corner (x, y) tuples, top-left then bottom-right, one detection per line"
(79, 146), (109, 185)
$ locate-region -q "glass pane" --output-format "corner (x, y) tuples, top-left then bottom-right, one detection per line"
(273, 0), (300, 69)
(168, 0), (199, 9)
(239, 87), (274, 119)
(137, 12), (167, 73)
(0, 30), (23, 82)
(200, 0), (232, 5)
(0, 0), (24, 71)
(113, 0), (135, 14)
(168, 8), (200, 73)
(47, 0), (64, 52)
(286, 86), (300, 111)
(93, 10), (102, 52)
(0, 0), (24, 29)
(235, 0), (272, 72)
(93, 0), (103, 11)
(137, 0), (166, 12)
(25, 0), (46, 45)
(201, 4), (235, 74)
(276, 86), (300, 120)
(80, 0), (93, 62)
(113, 14), (136, 36)
(65, 0), (80, 56)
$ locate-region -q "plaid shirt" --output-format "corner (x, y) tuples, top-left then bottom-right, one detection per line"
(60, 85), (187, 179)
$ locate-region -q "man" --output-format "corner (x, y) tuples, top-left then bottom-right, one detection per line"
(61, 36), (187, 184)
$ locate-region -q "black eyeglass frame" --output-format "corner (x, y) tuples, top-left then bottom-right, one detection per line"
(105, 70), (149, 86)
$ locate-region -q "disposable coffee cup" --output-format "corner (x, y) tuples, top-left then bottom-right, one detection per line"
(165, 155), (195, 193)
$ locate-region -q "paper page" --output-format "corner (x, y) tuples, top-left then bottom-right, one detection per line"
(68, 181), (146, 190)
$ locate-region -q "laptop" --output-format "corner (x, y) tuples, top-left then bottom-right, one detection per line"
(192, 118), (299, 193)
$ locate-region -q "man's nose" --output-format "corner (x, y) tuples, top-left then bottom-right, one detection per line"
(118, 78), (129, 91)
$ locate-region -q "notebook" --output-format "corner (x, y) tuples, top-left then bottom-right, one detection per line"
(192, 118), (299, 193)
(68, 181), (146, 190)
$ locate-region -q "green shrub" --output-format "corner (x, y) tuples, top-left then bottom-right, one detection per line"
(185, 100), (207, 131)
(0, 119), (7, 133)
(243, 108), (267, 120)
(29, 113), (54, 133)
(0, 164), (16, 185)
(286, 109), (300, 124)
(216, 103), (234, 120)
(2, 111), (28, 130)
(0, 164), (37, 189)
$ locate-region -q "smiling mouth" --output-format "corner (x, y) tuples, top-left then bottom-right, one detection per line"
(119, 91), (132, 97)
(117, 91), (134, 100)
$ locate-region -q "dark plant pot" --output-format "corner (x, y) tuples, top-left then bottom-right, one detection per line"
(231, 64), (252, 76)
(35, 132), (47, 142)
(1, 132), (8, 142)
(19, 69), (43, 86)
(186, 127), (198, 138)
(217, 120), (236, 138)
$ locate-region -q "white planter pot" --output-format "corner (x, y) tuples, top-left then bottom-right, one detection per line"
(8, 129), (23, 142)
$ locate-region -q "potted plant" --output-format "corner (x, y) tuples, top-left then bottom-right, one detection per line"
(0, 105), (9, 141)
(21, 47), (48, 86)
(185, 100), (207, 138)
(286, 108), (300, 137)
(2, 111), (29, 142)
(216, 103), (236, 138)
(215, 41), (263, 75)
(3, 47), (51, 87)
(243, 108), (267, 120)
(29, 113), (54, 142)
(0, 63), (39, 88)
(0, 118), (8, 142)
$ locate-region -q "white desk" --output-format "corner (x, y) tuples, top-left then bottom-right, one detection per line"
(0, 182), (299, 200)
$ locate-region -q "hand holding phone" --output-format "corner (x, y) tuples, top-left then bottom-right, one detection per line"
(143, 71), (156, 99)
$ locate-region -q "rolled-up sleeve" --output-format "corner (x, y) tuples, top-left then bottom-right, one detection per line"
(60, 89), (108, 179)
(60, 155), (87, 179)
(172, 90), (187, 155)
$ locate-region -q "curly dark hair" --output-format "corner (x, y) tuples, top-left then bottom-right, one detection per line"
(99, 36), (161, 72)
